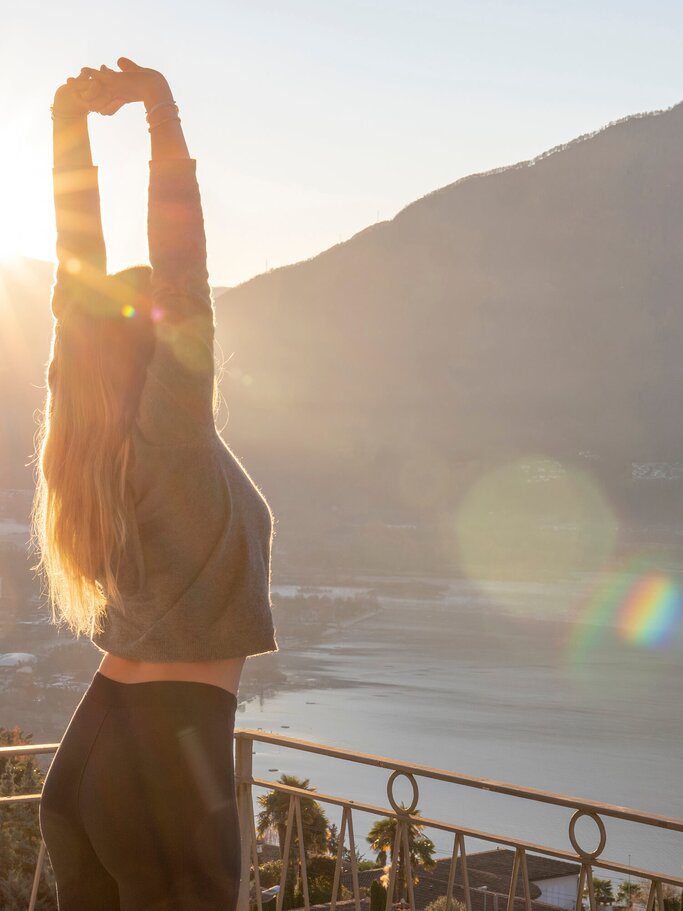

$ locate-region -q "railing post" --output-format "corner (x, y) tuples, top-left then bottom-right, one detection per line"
(236, 733), (254, 911)
(27, 839), (46, 911)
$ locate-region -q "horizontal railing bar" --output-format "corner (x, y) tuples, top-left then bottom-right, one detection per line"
(247, 777), (683, 888)
(0, 794), (41, 806)
(236, 729), (683, 833)
(0, 744), (60, 757)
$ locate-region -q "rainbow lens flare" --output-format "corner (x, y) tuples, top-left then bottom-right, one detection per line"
(617, 572), (681, 646)
(568, 556), (682, 663)
(121, 304), (136, 318)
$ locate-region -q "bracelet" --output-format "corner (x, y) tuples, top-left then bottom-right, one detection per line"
(50, 105), (87, 121)
(148, 114), (182, 133)
(145, 101), (179, 124)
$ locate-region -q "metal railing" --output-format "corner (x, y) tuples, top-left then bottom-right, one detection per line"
(233, 730), (683, 911)
(1, 733), (682, 911)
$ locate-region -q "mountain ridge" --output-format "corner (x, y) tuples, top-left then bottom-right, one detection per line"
(216, 98), (683, 295)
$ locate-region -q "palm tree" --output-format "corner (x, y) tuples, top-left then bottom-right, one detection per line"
(367, 804), (436, 903)
(617, 882), (642, 907)
(592, 879), (615, 905)
(256, 773), (331, 891)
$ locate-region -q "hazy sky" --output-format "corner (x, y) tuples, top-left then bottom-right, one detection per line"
(2, 0), (683, 286)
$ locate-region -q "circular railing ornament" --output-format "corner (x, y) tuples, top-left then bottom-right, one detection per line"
(387, 770), (419, 815)
(568, 810), (607, 861)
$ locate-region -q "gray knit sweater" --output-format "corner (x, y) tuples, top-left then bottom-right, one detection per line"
(51, 157), (278, 660)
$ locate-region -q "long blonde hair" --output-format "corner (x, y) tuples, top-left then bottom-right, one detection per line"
(30, 267), (220, 639)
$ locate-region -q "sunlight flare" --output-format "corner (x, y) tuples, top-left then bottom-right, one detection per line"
(568, 554), (683, 662)
(452, 455), (618, 615)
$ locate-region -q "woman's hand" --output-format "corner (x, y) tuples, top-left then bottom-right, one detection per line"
(52, 73), (98, 118)
(79, 57), (173, 116)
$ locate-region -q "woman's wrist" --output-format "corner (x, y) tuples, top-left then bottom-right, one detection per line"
(52, 86), (90, 120)
(52, 111), (88, 124)
(143, 76), (174, 111)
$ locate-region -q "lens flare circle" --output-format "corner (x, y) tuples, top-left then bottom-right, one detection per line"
(453, 455), (617, 608)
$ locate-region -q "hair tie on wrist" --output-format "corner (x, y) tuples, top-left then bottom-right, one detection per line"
(148, 114), (182, 133)
(145, 101), (179, 124)
(147, 116), (181, 133)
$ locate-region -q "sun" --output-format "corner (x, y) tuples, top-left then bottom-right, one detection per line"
(0, 220), (22, 264)
(0, 180), (54, 265)
(0, 125), (56, 265)
(0, 248), (24, 268)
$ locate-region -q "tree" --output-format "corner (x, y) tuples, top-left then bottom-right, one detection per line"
(661, 884), (683, 911)
(257, 859), (284, 890)
(592, 879), (615, 905)
(328, 821), (340, 858)
(370, 878), (387, 911)
(617, 882), (643, 907)
(292, 869), (352, 909)
(0, 725), (57, 911)
(254, 854), (353, 910)
(256, 774), (330, 862)
(256, 774), (331, 908)
(634, 881), (683, 911)
(327, 822), (372, 870)
(367, 804), (437, 903)
(425, 898), (468, 911)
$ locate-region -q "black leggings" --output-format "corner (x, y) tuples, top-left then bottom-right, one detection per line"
(39, 671), (241, 911)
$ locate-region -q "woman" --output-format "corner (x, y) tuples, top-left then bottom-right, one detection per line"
(34, 58), (278, 910)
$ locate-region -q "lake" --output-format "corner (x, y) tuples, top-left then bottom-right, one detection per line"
(237, 573), (683, 885)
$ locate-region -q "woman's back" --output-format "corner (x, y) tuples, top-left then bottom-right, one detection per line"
(42, 71), (278, 695)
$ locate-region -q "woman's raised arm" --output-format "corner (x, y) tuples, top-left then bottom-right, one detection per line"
(50, 76), (107, 319)
(79, 58), (216, 443)
(142, 89), (217, 444)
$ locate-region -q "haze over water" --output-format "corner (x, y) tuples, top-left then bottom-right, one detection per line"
(238, 572), (683, 881)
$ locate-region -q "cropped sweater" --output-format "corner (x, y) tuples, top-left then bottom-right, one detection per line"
(51, 157), (278, 661)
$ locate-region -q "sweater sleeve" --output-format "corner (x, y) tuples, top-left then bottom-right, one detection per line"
(50, 166), (107, 320)
(136, 158), (216, 446)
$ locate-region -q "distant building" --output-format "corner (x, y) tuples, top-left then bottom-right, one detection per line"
(464, 849), (580, 911)
(0, 652), (37, 668)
